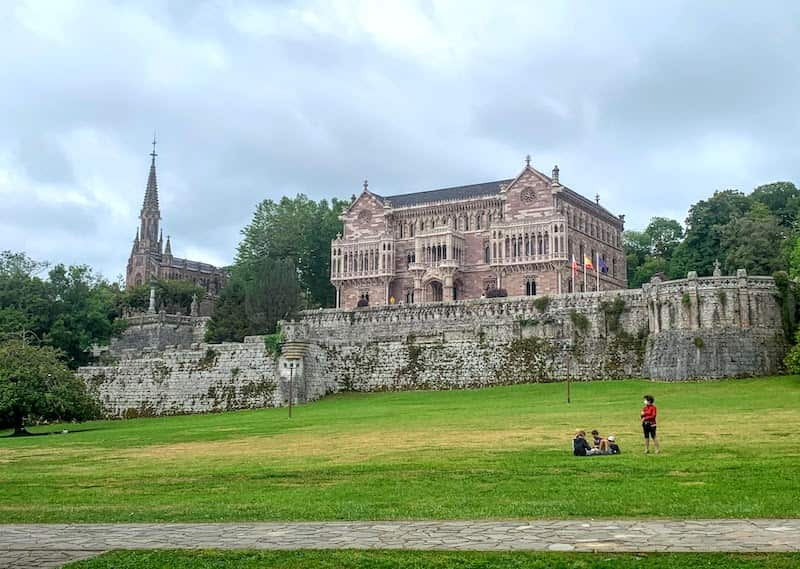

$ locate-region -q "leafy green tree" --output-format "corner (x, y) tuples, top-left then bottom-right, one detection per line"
(788, 236), (800, 280)
(205, 279), (251, 343)
(236, 195), (346, 307)
(670, 190), (752, 277)
(206, 258), (302, 342)
(242, 257), (303, 335)
(0, 340), (100, 435)
(751, 181), (800, 228)
(0, 254), (125, 368)
(46, 265), (125, 368)
(0, 250), (48, 277)
(624, 218), (684, 288)
(119, 279), (205, 315)
(719, 203), (786, 275)
(645, 217), (684, 259)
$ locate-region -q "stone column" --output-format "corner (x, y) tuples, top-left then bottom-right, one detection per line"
(737, 268), (750, 328)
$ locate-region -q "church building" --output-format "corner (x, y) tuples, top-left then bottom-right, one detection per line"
(126, 142), (226, 295)
(331, 157), (627, 309)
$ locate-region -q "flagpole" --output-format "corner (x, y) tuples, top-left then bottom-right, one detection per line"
(583, 260), (587, 292)
(596, 251), (600, 292)
(571, 255), (575, 293)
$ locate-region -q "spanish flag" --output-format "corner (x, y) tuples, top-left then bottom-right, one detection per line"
(584, 254), (594, 270)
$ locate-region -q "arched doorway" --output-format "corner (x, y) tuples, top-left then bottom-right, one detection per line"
(428, 280), (443, 302)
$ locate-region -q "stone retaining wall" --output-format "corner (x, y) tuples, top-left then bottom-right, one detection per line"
(81, 273), (788, 416)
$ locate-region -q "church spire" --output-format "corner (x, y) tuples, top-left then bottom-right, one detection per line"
(164, 235), (172, 257)
(138, 134), (162, 247)
(142, 134), (160, 211)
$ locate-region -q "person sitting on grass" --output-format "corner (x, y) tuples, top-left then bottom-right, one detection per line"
(641, 394), (660, 454)
(591, 429), (610, 454)
(572, 430), (593, 456)
(607, 435), (621, 454)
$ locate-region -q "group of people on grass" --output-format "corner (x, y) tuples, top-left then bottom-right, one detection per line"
(572, 395), (660, 456)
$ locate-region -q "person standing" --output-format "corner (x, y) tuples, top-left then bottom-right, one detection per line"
(641, 395), (660, 454)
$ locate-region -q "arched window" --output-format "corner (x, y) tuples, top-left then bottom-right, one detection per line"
(525, 277), (537, 296)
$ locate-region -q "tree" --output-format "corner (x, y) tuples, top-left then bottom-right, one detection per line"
(236, 195), (346, 307)
(788, 236), (800, 280)
(242, 257), (303, 335)
(751, 181), (800, 228)
(205, 279), (251, 343)
(623, 217), (684, 288)
(719, 203), (787, 275)
(119, 279), (205, 315)
(206, 258), (303, 342)
(46, 265), (125, 368)
(0, 341), (100, 435)
(645, 217), (684, 259)
(0, 255), (126, 369)
(671, 190), (752, 277)
(0, 250), (48, 277)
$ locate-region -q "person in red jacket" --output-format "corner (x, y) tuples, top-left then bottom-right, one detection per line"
(641, 394), (660, 454)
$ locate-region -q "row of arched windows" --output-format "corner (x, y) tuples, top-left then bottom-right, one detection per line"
(566, 207), (620, 247)
(395, 208), (503, 238)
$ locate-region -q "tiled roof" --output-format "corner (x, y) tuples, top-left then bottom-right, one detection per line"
(379, 179), (514, 207)
(166, 257), (223, 273)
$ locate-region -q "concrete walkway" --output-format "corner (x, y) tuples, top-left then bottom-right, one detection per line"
(1, 520), (799, 568)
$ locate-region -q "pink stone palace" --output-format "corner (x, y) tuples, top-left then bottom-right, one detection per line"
(330, 157), (627, 309)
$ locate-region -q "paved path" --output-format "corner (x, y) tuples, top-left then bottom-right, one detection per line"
(1, 520), (799, 568)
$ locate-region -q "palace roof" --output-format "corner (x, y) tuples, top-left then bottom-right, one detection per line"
(380, 179), (514, 207)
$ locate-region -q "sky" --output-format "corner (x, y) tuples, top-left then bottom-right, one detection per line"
(1, 0), (799, 280)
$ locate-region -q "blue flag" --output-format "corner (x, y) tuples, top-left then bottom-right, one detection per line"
(599, 257), (609, 274)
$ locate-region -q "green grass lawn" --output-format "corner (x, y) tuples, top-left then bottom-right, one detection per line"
(2, 376), (799, 522)
(64, 550), (800, 569)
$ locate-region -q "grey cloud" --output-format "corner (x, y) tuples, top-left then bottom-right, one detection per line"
(1, 0), (799, 277)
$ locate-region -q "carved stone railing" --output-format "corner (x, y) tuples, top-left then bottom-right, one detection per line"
(489, 217), (568, 267)
(331, 235), (395, 281)
(411, 227), (466, 269)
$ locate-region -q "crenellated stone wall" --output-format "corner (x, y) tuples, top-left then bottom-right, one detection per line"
(81, 272), (788, 417)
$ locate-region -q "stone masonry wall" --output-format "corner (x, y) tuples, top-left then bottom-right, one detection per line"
(81, 337), (287, 418)
(82, 273), (787, 416)
(107, 313), (208, 352)
(286, 273), (787, 391)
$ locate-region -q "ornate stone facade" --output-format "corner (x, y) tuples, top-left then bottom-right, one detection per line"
(331, 159), (627, 309)
(125, 142), (226, 295)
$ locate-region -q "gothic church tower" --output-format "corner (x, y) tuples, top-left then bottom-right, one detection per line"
(126, 139), (163, 287)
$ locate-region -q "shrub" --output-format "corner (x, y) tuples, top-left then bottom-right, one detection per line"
(600, 296), (626, 334)
(263, 332), (284, 358)
(533, 296), (551, 312)
(773, 270), (797, 342)
(785, 330), (800, 372)
(569, 309), (590, 334)
(486, 288), (508, 298)
(693, 336), (704, 349)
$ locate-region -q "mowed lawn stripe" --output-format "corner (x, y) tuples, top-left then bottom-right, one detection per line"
(1, 377), (799, 522)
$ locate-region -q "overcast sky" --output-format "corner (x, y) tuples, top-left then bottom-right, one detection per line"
(2, 1), (799, 279)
